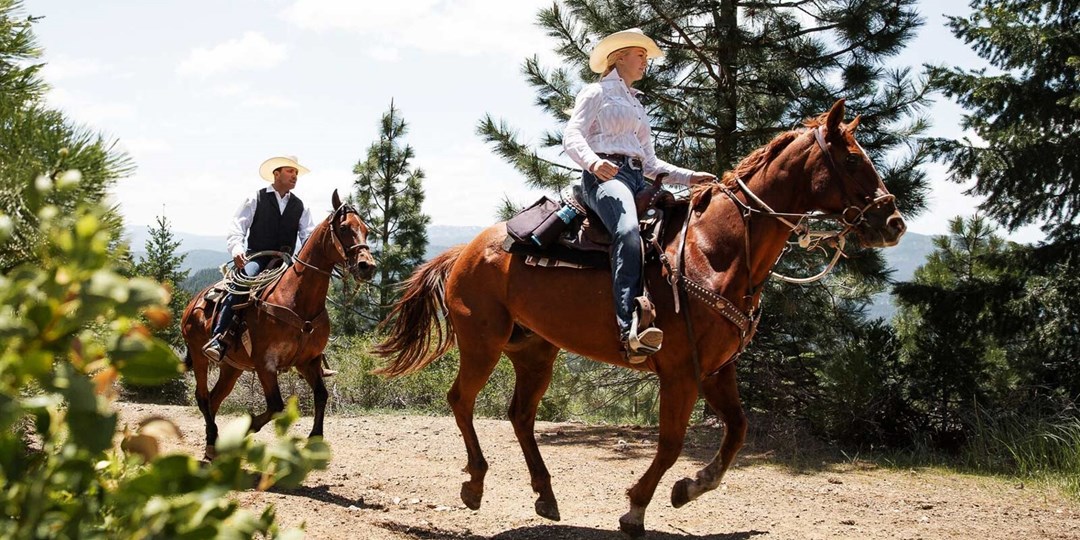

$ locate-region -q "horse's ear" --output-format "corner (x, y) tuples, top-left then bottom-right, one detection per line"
(846, 114), (861, 134)
(332, 189), (342, 210)
(826, 98), (846, 134)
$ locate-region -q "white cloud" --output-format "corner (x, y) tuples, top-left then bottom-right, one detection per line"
(45, 87), (136, 125)
(212, 82), (251, 96)
(40, 54), (107, 81)
(366, 46), (400, 62)
(176, 31), (288, 78)
(120, 137), (172, 159)
(241, 95), (298, 108)
(280, 0), (551, 59)
(419, 140), (543, 226)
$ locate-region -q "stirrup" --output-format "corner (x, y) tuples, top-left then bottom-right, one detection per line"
(202, 336), (225, 365)
(625, 308), (662, 364)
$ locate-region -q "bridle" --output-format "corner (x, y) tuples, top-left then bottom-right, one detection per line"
(662, 123), (897, 378)
(723, 125), (895, 284)
(293, 203), (372, 278)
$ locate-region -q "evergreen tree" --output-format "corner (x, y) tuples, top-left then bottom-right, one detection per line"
(128, 214), (190, 404)
(893, 215), (1019, 445)
(476, 0), (933, 419)
(0, 0), (134, 272)
(134, 214), (190, 347)
(926, 0), (1080, 239)
(352, 101), (430, 324)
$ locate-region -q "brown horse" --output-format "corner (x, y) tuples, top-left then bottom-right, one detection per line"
(373, 100), (906, 536)
(182, 190), (376, 459)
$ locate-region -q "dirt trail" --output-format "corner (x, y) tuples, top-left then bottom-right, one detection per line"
(116, 403), (1079, 539)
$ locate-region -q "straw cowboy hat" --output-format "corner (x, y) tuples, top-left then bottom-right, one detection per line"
(588, 28), (663, 74)
(258, 155), (310, 181)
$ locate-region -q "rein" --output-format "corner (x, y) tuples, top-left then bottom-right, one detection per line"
(657, 124), (892, 377)
(250, 202), (371, 360)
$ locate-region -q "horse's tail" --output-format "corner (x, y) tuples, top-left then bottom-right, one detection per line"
(372, 245), (464, 377)
(183, 347), (193, 372)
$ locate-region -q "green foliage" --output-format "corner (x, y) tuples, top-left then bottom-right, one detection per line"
(122, 214), (191, 404)
(0, 0), (134, 273)
(350, 100), (431, 327)
(893, 216), (1017, 445)
(0, 171), (328, 538)
(926, 0), (1079, 238)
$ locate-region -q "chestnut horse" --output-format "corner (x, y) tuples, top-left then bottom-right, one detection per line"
(374, 100), (906, 536)
(182, 190), (376, 459)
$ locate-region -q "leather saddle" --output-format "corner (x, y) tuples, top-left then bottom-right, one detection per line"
(504, 178), (677, 269)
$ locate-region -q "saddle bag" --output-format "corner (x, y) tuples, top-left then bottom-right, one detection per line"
(507, 196), (578, 248)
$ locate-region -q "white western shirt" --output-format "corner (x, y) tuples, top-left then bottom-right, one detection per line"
(563, 70), (695, 186)
(226, 186), (316, 258)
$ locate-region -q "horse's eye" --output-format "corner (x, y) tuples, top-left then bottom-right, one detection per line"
(845, 153), (861, 169)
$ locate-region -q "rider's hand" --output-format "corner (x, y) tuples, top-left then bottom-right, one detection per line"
(233, 254), (245, 269)
(591, 159), (618, 181)
(689, 171), (717, 185)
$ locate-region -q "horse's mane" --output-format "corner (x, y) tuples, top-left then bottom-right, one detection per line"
(689, 113), (828, 199)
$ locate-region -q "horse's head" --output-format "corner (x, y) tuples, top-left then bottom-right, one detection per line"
(809, 99), (906, 248)
(329, 189), (377, 281)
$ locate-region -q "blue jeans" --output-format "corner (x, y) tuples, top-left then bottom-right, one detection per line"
(581, 161), (648, 337)
(210, 256), (268, 338)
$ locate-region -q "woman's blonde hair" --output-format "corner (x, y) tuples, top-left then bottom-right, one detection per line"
(601, 48), (635, 78)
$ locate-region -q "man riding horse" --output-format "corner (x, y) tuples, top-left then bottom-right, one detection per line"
(202, 155), (335, 376)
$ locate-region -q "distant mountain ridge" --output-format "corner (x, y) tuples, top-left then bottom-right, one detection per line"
(124, 225), (487, 273)
(126, 225), (938, 317)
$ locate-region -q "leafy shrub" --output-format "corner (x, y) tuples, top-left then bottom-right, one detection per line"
(0, 172), (327, 538)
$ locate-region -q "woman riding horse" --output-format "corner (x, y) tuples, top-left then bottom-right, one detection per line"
(563, 28), (716, 362)
(374, 99), (905, 536)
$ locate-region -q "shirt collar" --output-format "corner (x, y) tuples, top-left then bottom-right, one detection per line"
(600, 69), (642, 97)
(264, 185), (291, 200)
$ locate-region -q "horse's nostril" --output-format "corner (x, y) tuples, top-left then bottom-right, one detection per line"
(888, 216), (906, 235)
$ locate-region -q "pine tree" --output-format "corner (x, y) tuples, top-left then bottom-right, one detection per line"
(134, 214), (190, 345)
(926, 0), (1080, 239)
(352, 101), (430, 324)
(0, 0), (134, 272)
(892, 215), (1019, 445)
(476, 0), (933, 419)
(129, 214), (190, 403)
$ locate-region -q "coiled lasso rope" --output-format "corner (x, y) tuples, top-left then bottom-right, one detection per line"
(218, 250), (293, 296)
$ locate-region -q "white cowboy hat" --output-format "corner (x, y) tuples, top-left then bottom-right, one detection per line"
(588, 28), (663, 74)
(258, 155), (310, 181)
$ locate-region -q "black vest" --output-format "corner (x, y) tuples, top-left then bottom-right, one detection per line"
(247, 189), (305, 254)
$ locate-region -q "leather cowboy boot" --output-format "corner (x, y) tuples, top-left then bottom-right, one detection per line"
(203, 334), (226, 364)
(623, 296), (662, 364)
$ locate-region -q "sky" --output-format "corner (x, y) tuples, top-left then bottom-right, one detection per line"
(27, 0), (1045, 245)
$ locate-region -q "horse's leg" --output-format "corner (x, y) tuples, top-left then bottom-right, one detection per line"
(619, 373), (698, 537)
(505, 340), (561, 521)
(671, 361), (747, 508)
(192, 347), (215, 459)
(204, 362), (244, 460)
(249, 366), (285, 433)
(297, 356), (329, 438)
(448, 314), (512, 511)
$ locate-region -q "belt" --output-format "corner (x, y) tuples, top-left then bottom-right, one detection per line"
(596, 153), (643, 170)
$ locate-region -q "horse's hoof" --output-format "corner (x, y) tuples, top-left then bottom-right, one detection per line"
(203, 445), (217, 461)
(534, 498), (561, 521)
(671, 477), (693, 508)
(618, 513), (646, 537)
(460, 481), (483, 510)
